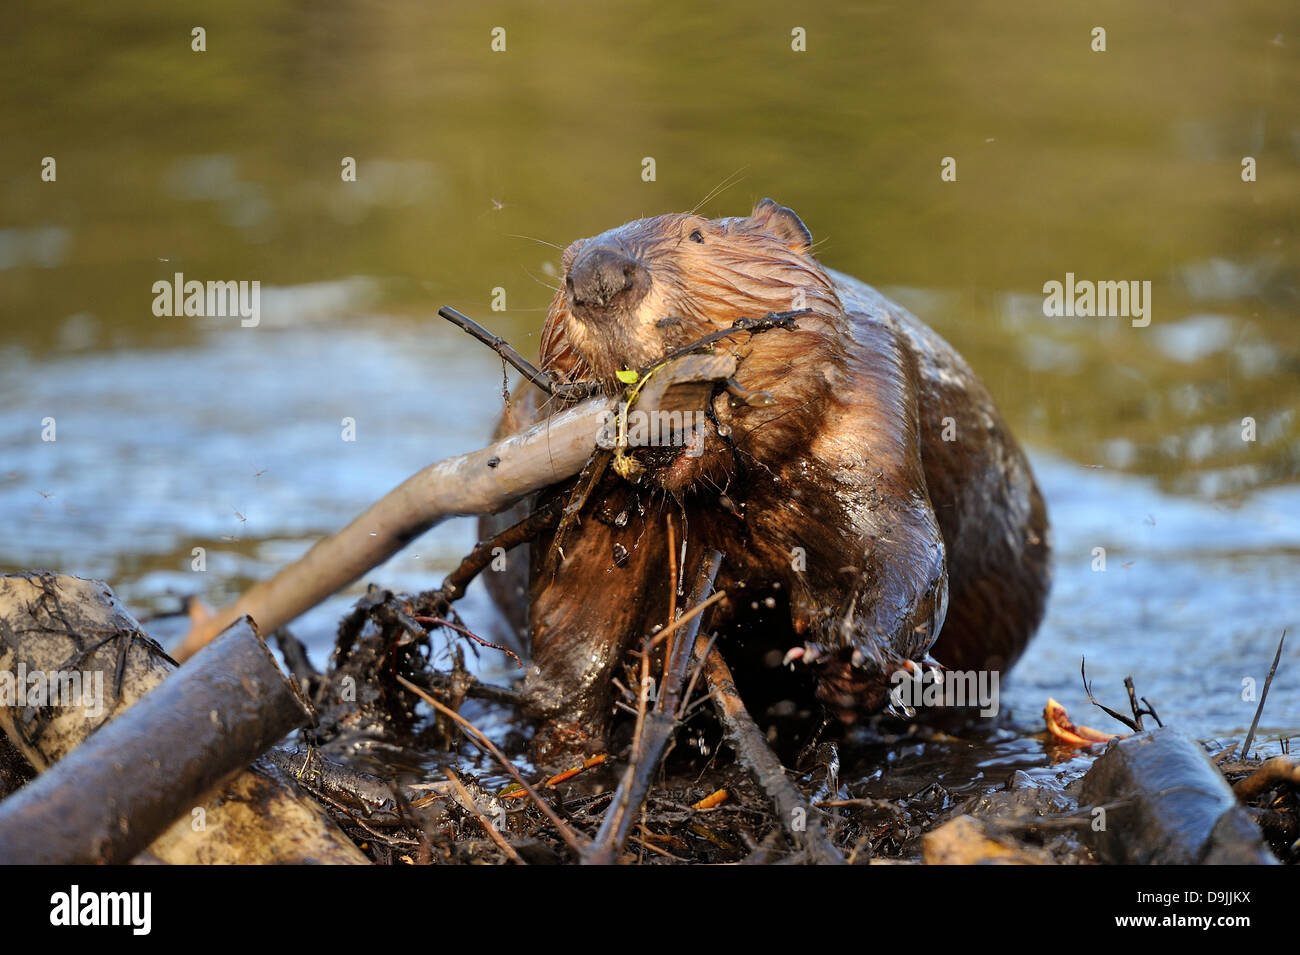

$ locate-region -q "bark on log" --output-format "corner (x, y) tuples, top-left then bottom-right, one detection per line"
(0, 572), (367, 864)
(0, 734), (33, 800)
(173, 353), (735, 661)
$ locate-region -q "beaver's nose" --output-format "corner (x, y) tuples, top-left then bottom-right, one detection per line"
(567, 247), (650, 315)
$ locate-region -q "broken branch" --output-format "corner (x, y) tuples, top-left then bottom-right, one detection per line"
(174, 351), (736, 661)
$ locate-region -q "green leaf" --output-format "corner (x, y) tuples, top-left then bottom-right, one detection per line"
(615, 369), (639, 384)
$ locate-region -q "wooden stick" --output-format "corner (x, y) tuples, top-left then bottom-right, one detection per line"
(583, 548), (723, 865)
(0, 574), (367, 865)
(395, 675), (584, 857)
(697, 639), (846, 865)
(174, 352), (736, 661)
(1241, 629), (1286, 760)
(437, 305), (807, 401)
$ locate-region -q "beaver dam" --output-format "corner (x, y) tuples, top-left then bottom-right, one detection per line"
(0, 571), (1292, 865)
(1, 259), (1294, 864)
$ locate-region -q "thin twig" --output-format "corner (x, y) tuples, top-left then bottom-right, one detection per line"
(679, 632), (718, 716)
(1124, 677), (1145, 732)
(434, 499), (562, 601)
(395, 675), (585, 857)
(412, 615), (523, 668)
(664, 514), (679, 674)
(645, 590), (728, 654)
(1119, 676), (1161, 729)
(407, 670), (520, 706)
(500, 754), (609, 800)
(629, 835), (688, 862)
(1241, 629), (1287, 760)
(437, 306), (593, 400)
(583, 548), (723, 864)
(444, 769), (526, 864)
(1080, 657), (1139, 732)
(653, 308), (809, 367)
(698, 639), (845, 864)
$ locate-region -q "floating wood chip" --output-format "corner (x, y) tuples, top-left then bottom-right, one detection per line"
(1044, 697), (1119, 748)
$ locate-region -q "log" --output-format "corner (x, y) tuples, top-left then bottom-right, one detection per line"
(1077, 726), (1275, 865)
(0, 572), (367, 864)
(174, 352), (736, 661)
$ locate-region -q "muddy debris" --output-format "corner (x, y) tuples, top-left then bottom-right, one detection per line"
(1, 573), (1291, 866)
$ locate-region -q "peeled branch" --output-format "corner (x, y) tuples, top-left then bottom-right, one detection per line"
(1233, 756), (1300, 801)
(173, 352), (738, 662)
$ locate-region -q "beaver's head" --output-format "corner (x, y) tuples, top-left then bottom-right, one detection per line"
(541, 198), (842, 387)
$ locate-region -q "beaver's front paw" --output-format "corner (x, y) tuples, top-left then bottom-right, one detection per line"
(783, 642), (941, 723)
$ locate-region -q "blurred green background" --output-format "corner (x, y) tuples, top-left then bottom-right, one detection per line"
(1, 1), (1296, 738)
(4, 0), (1298, 488)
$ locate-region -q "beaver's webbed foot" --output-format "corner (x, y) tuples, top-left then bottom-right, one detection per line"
(782, 643), (946, 722)
(520, 666), (616, 766)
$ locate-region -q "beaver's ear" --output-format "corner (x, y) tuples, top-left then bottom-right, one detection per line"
(750, 197), (812, 252)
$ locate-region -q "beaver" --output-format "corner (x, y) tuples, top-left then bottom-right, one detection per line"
(484, 198), (1049, 760)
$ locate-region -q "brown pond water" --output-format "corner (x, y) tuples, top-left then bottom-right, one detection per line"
(2, 3), (1297, 811)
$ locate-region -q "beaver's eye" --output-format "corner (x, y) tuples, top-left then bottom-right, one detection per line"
(689, 230), (704, 243)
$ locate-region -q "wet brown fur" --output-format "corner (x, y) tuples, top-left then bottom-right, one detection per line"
(484, 200), (1050, 761)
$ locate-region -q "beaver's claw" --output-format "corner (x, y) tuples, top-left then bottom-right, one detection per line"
(782, 641), (945, 721)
